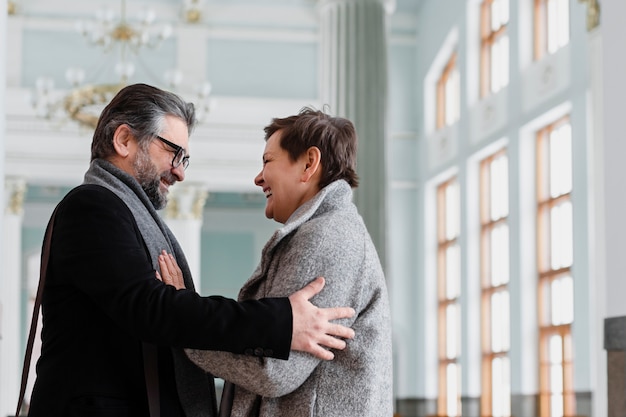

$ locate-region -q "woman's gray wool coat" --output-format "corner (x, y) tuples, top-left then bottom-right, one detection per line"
(186, 180), (393, 417)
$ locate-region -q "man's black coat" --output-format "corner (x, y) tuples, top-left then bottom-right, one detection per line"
(27, 185), (292, 417)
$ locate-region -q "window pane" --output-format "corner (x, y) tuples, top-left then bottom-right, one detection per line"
(490, 0), (500, 31)
(550, 201), (573, 269)
(557, 0), (569, 48)
(550, 364), (563, 392)
(491, 224), (510, 286)
(446, 244), (460, 299)
(551, 275), (574, 325)
(446, 363), (459, 416)
(547, 0), (558, 53)
(445, 181), (460, 240)
(549, 123), (572, 198)
(446, 303), (459, 359)
(492, 356), (511, 417)
(493, 36), (509, 92)
(550, 363), (564, 393)
(491, 290), (510, 352)
(500, 0), (509, 25)
(491, 0), (509, 30)
(490, 41), (499, 93)
(551, 393), (564, 417)
(549, 334), (563, 363)
(490, 35), (509, 93)
(547, 0), (569, 53)
(548, 334), (565, 417)
(500, 35), (509, 89)
(490, 154), (509, 220)
(445, 68), (460, 125)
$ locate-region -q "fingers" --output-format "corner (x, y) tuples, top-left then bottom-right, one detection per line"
(157, 250), (186, 290)
(294, 276), (325, 300)
(157, 253), (174, 286)
(323, 320), (355, 341)
(307, 345), (335, 361)
(319, 335), (347, 351)
(289, 277), (356, 360)
(323, 306), (356, 324)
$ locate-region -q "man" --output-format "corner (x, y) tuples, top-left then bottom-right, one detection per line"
(26, 84), (354, 417)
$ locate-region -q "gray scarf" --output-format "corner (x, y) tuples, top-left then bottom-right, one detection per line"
(84, 158), (216, 417)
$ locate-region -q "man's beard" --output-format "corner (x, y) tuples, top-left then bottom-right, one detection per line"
(133, 149), (176, 210)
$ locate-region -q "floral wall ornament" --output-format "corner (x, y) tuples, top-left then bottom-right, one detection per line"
(579, 0), (600, 31)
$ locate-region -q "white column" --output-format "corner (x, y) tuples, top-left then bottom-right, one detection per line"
(0, 178), (26, 417)
(163, 184), (208, 291)
(1, 3), (11, 409)
(318, 0), (391, 269)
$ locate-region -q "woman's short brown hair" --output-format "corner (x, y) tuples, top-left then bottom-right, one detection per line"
(264, 107), (359, 189)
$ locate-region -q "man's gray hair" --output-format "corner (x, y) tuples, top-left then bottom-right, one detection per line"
(91, 83), (196, 160)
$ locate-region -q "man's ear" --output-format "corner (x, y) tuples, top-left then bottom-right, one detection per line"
(301, 146), (322, 183)
(112, 124), (135, 158)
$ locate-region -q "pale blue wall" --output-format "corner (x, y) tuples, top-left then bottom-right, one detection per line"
(21, 31), (178, 89)
(199, 195), (277, 299)
(201, 232), (256, 299)
(206, 39), (317, 99)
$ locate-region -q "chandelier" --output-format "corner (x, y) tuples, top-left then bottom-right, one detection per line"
(30, 0), (213, 129)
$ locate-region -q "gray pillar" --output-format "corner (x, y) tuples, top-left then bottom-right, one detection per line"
(600, 0), (626, 416)
(605, 317), (626, 417)
(318, 0), (390, 269)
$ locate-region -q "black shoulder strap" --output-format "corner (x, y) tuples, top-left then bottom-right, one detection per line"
(16, 208), (56, 416)
(142, 343), (161, 417)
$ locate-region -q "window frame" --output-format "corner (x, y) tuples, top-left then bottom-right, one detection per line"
(436, 51), (459, 130)
(480, 0), (509, 97)
(534, 0), (570, 60)
(536, 116), (576, 417)
(437, 177), (462, 417)
(479, 149), (511, 417)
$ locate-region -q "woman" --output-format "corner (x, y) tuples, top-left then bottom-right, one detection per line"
(184, 107), (393, 416)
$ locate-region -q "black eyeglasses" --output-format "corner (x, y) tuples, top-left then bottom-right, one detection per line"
(155, 135), (190, 170)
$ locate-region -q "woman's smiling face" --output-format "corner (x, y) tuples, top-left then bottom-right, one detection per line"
(254, 130), (316, 224)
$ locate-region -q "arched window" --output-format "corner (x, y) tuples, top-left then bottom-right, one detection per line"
(534, 0), (570, 60)
(437, 52), (460, 130)
(480, 0), (509, 97)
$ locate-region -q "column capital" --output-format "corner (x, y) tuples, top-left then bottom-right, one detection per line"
(579, 0), (600, 31)
(163, 183), (208, 221)
(4, 177), (26, 216)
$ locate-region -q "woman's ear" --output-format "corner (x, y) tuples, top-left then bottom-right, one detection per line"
(112, 124), (134, 158)
(301, 146), (321, 183)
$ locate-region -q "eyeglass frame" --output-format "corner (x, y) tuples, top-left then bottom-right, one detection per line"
(155, 135), (190, 170)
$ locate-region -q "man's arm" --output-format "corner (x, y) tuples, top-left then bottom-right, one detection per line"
(158, 252), (355, 360)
